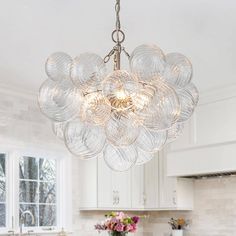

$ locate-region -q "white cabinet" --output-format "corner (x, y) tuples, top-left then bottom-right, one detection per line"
(159, 150), (194, 210)
(98, 157), (131, 209)
(78, 157), (97, 209)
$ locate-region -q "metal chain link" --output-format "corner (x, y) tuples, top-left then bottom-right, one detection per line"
(103, 0), (130, 64)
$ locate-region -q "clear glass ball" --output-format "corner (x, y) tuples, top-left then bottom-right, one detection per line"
(105, 111), (140, 147)
(70, 53), (107, 91)
(135, 126), (167, 152)
(103, 144), (137, 172)
(129, 44), (166, 81)
(45, 52), (72, 82)
(167, 122), (185, 143)
(102, 70), (141, 111)
(80, 92), (111, 125)
(177, 87), (195, 122)
(64, 120), (106, 160)
(52, 121), (67, 140)
(164, 53), (193, 88)
(134, 79), (180, 130)
(38, 79), (81, 122)
(185, 82), (199, 105)
(135, 148), (154, 165)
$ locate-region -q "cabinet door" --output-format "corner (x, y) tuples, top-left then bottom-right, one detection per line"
(97, 157), (113, 208)
(112, 170), (131, 209)
(131, 165), (144, 209)
(98, 157), (131, 209)
(78, 157), (98, 209)
(159, 150), (177, 208)
(144, 156), (159, 208)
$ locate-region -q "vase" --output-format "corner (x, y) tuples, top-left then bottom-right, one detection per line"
(108, 232), (128, 236)
(172, 229), (183, 236)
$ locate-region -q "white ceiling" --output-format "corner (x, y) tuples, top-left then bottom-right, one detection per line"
(0, 0), (235, 94)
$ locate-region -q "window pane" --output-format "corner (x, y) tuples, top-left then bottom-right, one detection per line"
(39, 159), (56, 181)
(20, 204), (38, 227)
(39, 182), (56, 204)
(0, 154), (5, 178)
(20, 181), (38, 203)
(0, 204), (5, 227)
(39, 205), (56, 226)
(20, 157), (38, 180)
(0, 180), (5, 202)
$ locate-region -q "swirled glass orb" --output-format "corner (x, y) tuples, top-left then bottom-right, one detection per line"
(52, 121), (67, 140)
(80, 92), (111, 125)
(103, 144), (137, 171)
(164, 53), (192, 88)
(177, 87), (195, 122)
(45, 52), (72, 82)
(185, 82), (199, 105)
(135, 126), (167, 152)
(105, 112), (140, 147)
(64, 120), (106, 160)
(70, 53), (107, 91)
(129, 44), (166, 81)
(38, 79), (81, 122)
(134, 80), (180, 130)
(136, 148), (154, 165)
(167, 122), (185, 143)
(102, 70), (141, 111)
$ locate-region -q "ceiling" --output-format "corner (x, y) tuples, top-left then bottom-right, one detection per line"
(0, 0), (235, 94)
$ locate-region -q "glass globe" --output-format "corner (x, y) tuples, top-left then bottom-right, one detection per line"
(105, 111), (140, 147)
(64, 120), (106, 160)
(135, 126), (167, 152)
(167, 122), (185, 143)
(134, 79), (180, 130)
(38, 79), (81, 122)
(70, 53), (107, 91)
(103, 144), (137, 171)
(129, 44), (166, 81)
(52, 121), (67, 140)
(185, 82), (199, 105)
(80, 92), (111, 125)
(135, 148), (154, 165)
(102, 70), (141, 111)
(177, 87), (195, 122)
(45, 52), (72, 82)
(164, 53), (193, 88)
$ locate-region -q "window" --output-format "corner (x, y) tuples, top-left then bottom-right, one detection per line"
(19, 156), (56, 227)
(0, 154), (6, 228)
(0, 149), (70, 233)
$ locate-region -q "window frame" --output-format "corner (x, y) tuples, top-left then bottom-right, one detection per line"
(0, 146), (72, 234)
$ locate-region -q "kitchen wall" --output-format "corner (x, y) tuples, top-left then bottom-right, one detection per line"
(72, 173), (236, 236)
(2, 87), (236, 236)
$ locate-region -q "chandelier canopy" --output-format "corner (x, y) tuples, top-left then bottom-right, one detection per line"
(38, 0), (199, 171)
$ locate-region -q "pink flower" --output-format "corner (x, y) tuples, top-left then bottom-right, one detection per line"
(116, 212), (125, 220)
(115, 223), (124, 232)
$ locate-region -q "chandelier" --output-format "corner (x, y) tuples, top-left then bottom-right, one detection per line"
(38, 0), (199, 172)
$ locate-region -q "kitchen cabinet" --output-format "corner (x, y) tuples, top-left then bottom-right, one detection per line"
(159, 149), (194, 210)
(131, 156), (159, 209)
(98, 156), (131, 209)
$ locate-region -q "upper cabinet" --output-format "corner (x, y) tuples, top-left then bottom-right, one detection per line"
(167, 85), (236, 176)
(79, 152), (193, 211)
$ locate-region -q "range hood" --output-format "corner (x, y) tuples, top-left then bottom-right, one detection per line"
(166, 142), (236, 178)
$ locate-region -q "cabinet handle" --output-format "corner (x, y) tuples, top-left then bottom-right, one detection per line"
(143, 194), (147, 205)
(117, 191), (120, 205)
(173, 190), (177, 205)
(113, 191), (116, 205)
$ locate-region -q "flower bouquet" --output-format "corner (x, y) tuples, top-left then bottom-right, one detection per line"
(95, 212), (140, 236)
(168, 218), (189, 236)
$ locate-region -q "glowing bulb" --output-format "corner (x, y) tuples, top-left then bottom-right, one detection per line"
(116, 88), (127, 100)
